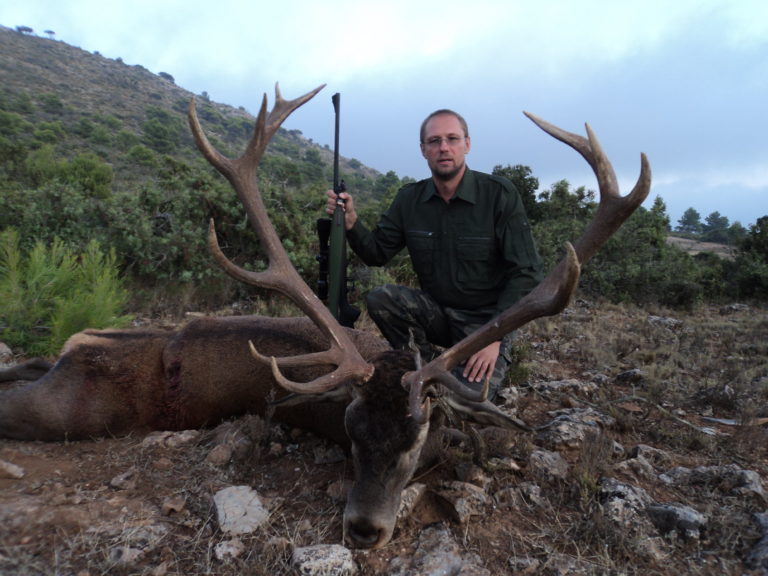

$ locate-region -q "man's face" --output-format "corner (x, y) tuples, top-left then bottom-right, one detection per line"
(420, 114), (471, 182)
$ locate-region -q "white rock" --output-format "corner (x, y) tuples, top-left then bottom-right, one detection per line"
(0, 459), (25, 479)
(214, 538), (245, 560)
(292, 544), (357, 575)
(214, 485), (269, 535)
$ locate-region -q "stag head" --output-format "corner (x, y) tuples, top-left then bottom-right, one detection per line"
(188, 85), (651, 550)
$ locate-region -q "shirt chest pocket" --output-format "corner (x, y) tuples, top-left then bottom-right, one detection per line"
(457, 236), (497, 287)
(406, 230), (435, 278)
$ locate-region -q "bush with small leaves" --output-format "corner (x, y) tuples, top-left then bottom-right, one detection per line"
(0, 229), (130, 356)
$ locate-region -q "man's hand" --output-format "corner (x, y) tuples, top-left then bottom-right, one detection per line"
(325, 189), (357, 231)
(462, 341), (501, 384)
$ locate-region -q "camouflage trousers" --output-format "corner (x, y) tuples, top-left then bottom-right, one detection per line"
(366, 284), (516, 400)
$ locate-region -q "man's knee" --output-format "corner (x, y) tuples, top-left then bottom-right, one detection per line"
(367, 284), (420, 315)
(366, 284), (398, 321)
(365, 284), (390, 309)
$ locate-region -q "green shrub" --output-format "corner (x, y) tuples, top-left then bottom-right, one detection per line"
(62, 152), (113, 198)
(0, 182), (110, 252)
(0, 229), (130, 357)
(127, 144), (157, 167)
(732, 254), (768, 299)
(116, 130), (141, 151)
(142, 107), (183, 153)
(33, 121), (65, 144)
(38, 92), (64, 114)
(0, 110), (23, 136)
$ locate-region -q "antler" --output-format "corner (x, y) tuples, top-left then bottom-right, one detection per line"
(188, 84), (374, 393)
(404, 113), (652, 422)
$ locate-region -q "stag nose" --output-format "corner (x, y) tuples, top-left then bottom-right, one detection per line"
(345, 517), (385, 549)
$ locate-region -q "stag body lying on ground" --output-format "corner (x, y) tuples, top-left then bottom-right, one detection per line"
(0, 84), (650, 550)
(0, 316), (387, 444)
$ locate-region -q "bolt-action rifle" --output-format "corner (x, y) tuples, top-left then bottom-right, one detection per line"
(316, 93), (360, 327)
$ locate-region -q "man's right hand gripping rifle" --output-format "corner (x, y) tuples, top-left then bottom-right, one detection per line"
(325, 188), (357, 230)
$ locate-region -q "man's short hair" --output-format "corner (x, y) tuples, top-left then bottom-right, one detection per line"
(420, 109), (470, 143)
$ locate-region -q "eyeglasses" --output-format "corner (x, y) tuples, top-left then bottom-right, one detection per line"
(423, 135), (465, 148)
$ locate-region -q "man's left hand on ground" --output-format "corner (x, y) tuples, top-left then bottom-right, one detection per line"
(462, 340), (501, 383)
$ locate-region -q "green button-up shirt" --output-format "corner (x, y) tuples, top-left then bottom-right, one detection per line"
(347, 169), (544, 315)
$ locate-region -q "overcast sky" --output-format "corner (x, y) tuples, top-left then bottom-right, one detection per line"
(4, 0), (767, 227)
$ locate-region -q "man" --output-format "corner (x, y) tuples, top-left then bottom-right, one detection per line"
(325, 109), (543, 397)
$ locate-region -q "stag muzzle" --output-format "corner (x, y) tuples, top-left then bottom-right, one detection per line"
(343, 483), (401, 549)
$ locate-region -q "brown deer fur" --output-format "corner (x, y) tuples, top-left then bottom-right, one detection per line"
(0, 316), (387, 443)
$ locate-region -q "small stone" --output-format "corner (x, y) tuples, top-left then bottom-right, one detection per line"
(214, 538), (245, 560)
(529, 449), (569, 479)
(161, 495), (186, 516)
(397, 483), (427, 521)
(214, 485), (269, 535)
(292, 544), (357, 576)
(0, 459), (25, 479)
(110, 467), (137, 490)
(327, 479), (351, 503)
(647, 503), (707, 540)
(206, 444), (233, 466)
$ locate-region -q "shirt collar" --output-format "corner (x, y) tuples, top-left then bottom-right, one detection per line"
(420, 168), (477, 204)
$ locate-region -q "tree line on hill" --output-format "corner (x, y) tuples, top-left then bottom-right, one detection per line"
(0, 66), (767, 356)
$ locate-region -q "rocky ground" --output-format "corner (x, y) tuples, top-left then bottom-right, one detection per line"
(0, 301), (766, 575)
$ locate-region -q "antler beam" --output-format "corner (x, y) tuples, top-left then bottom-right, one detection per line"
(188, 84), (374, 393)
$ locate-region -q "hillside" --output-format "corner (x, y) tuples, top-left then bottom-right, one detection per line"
(0, 25), (402, 311)
(0, 25), (381, 194)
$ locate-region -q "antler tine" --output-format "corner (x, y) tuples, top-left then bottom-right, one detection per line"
(405, 114), (652, 421)
(523, 111), (651, 265)
(188, 85), (374, 394)
(189, 83), (326, 183)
